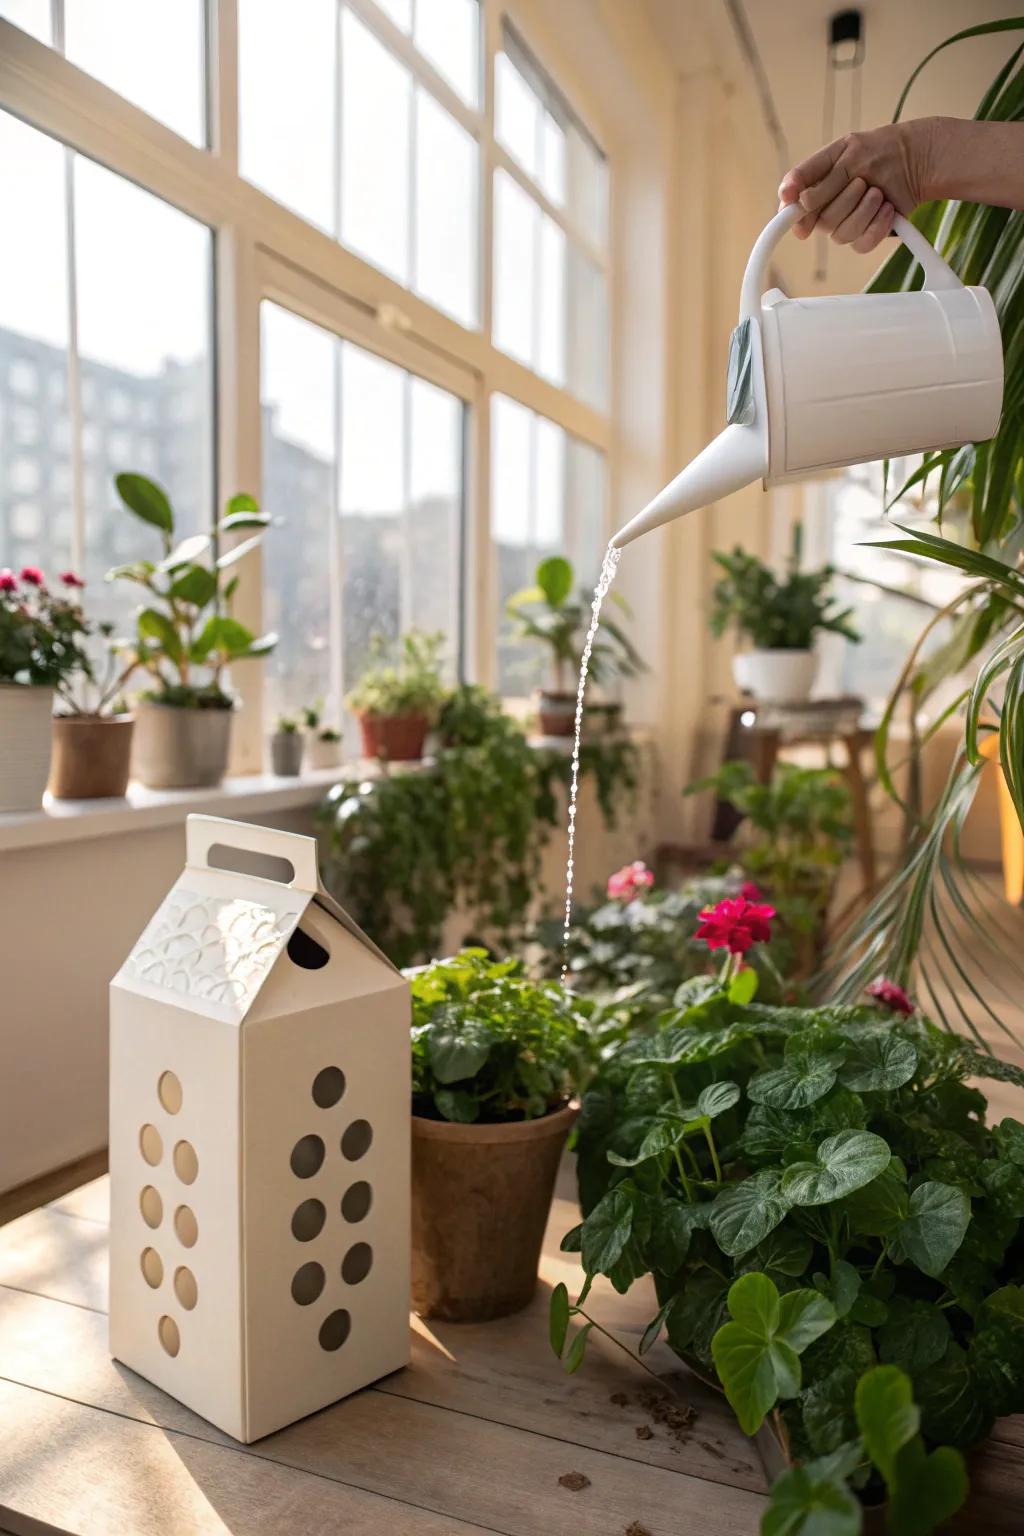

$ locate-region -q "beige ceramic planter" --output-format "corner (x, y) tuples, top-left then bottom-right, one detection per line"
(49, 714), (134, 799)
(132, 698), (233, 788)
(0, 683), (53, 812)
(411, 1101), (577, 1322)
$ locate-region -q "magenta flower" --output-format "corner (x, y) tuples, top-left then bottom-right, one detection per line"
(19, 566), (44, 587)
(696, 896), (776, 955)
(59, 570), (85, 589)
(866, 978), (914, 1016)
(607, 860), (655, 901)
(740, 880), (762, 901)
(0, 569), (18, 593)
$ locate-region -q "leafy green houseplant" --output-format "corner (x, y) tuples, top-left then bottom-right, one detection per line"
(551, 903), (1024, 1533)
(345, 629), (446, 762)
(0, 563), (93, 811)
(407, 949), (593, 1321)
(506, 554), (645, 735)
(109, 473), (276, 789)
(712, 525), (859, 703)
(689, 760), (853, 977)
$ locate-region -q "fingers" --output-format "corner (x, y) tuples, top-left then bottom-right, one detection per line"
(816, 176), (868, 235)
(833, 184), (883, 244)
(778, 140), (845, 203)
(852, 199), (895, 254)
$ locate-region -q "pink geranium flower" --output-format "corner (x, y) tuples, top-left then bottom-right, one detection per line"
(696, 896), (776, 955)
(607, 860), (655, 901)
(866, 977), (914, 1016)
(59, 570), (85, 588)
(0, 569), (18, 593)
(19, 566), (44, 587)
(740, 880), (762, 901)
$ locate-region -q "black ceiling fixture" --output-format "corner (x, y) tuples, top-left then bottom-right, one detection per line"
(817, 8), (866, 281)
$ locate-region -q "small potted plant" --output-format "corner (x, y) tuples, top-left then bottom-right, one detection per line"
(710, 524), (859, 702)
(345, 630), (446, 763)
(407, 949), (592, 1321)
(50, 602), (137, 800)
(0, 565), (91, 812)
(506, 555), (644, 736)
(302, 700), (343, 770)
(109, 473), (277, 788)
(270, 714), (304, 776)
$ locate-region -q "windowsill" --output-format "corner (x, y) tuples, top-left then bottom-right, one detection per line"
(0, 768), (348, 855)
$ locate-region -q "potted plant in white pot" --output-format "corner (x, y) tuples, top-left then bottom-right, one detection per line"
(0, 565), (91, 812)
(506, 555), (645, 736)
(302, 700), (342, 770)
(109, 474), (277, 788)
(407, 949), (593, 1322)
(49, 597), (138, 800)
(711, 525), (859, 703)
(269, 713), (304, 776)
(346, 630), (446, 763)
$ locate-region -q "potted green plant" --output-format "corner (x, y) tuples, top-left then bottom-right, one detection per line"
(109, 474), (276, 788)
(506, 555), (645, 736)
(711, 525), (859, 702)
(49, 599), (137, 801)
(0, 564), (91, 812)
(551, 899), (1024, 1532)
(270, 714), (304, 776)
(302, 699), (342, 770)
(407, 949), (593, 1321)
(345, 630), (446, 763)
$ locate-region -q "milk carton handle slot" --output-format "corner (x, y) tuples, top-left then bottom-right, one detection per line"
(185, 814), (320, 892)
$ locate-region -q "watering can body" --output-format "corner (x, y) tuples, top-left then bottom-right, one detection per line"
(612, 203), (1003, 548)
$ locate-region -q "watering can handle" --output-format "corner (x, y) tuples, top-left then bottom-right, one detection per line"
(739, 201), (964, 321)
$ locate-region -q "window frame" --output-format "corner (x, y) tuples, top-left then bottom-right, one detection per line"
(0, 0), (613, 767)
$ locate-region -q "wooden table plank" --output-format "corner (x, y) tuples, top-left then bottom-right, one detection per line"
(0, 1379), (496, 1536)
(0, 1208), (107, 1313)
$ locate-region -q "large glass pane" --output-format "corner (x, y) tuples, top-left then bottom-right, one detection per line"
(415, 0), (479, 108)
(537, 217), (566, 386)
(495, 51), (540, 180)
(415, 89), (477, 327)
(567, 244), (608, 411)
(493, 169), (536, 367)
(341, 8), (411, 285)
(261, 303), (338, 726)
(64, 0), (205, 146)
(239, 0), (336, 233)
(408, 375), (462, 644)
(0, 111), (72, 582)
(0, 1), (51, 43)
(566, 121), (608, 250)
(73, 157), (213, 636)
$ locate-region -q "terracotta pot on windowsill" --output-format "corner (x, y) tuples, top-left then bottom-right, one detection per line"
(356, 712), (428, 763)
(49, 713), (134, 799)
(535, 688), (577, 737)
(411, 1101), (578, 1322)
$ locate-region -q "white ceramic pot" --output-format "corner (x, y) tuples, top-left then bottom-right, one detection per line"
(0, 683), (54, 812)
(132, 699), (233, 788)
(741, 649), (818, 703)
(306, 735), (342, 771)
(732, 653), (754, 695)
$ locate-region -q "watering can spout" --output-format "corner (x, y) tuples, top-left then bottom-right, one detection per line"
(610, 423), (768, 550)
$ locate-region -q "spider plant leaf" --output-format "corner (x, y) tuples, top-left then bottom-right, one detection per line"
(892, 19), (1024, 123)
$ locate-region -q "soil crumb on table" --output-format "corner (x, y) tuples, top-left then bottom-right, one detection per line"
(634, 1424), (654, 1440)
(609, 1391), (631, 1407)
(637, 1385), (696, 1444)
(625, 1523), (653, 1536)
(558, 1471), (591, 1492)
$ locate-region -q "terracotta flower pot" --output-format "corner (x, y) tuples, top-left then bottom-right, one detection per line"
(411, 1101), (578, 1322)
(0, 683), (53, 812)
(48, 714), (134, 799)
(357, 712), (428, 762)
(131, 698), (233, 788)
(535, 688), (577, 737)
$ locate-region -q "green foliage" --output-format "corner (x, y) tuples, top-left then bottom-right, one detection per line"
(407, 949), (592, 1122)
(318, 683), (636, 966)
(554, 979), (1024, 1529)
(709, 525), (859, 651)
(344, 630), (447, 721)
(109, 472), (275, 708)
(506, 553), (646, 692)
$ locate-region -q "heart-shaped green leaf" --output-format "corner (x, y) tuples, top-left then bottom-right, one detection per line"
(427, 1015), (494, 1083)
(855, 1364), (920, 1484)
(845, 1160), (909, 1238)
(581, 1187), (634, 1274)
(711, 1273), (836, 1435)
(763, 1461), (862, 1536)
(748, 1054), (842, 1110)
(607, 1118), (684, 1167)
(878, 1299), (951, 1374)
(838, 1033), (918, 1093)
(694, 1080), (741, 1120)
(728, 966), (759, 1005)
(781, 1130), (891, 1208)
(888, 1441), (968, 1536)
(895, 1181), (971, 1278)
(710, 1170), (789, 1257)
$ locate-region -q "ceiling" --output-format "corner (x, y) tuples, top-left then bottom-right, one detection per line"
(645, 0), (1024, 293)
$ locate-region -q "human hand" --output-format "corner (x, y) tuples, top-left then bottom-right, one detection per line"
(778, 120), (936, 252)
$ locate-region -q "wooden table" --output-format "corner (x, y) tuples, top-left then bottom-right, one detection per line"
(0, 1169), (1022, 1535)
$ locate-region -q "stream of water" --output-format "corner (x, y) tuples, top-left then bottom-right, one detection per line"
(560, 541), (622, 984)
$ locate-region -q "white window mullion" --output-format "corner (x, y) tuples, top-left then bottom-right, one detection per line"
(330, 336), (345, 716)
(210, 0), (238, 169)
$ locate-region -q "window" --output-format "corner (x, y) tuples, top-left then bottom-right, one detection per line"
(1, 0), (206, 145)
(261, 302), (465, 734)
(491, 393), (605, 695)
(492, 25), (609, 409)
(0, 109), (214, 639)
(239, 0), (480, 327)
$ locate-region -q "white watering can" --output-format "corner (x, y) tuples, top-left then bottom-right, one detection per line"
(611, 202), (1003, 548)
